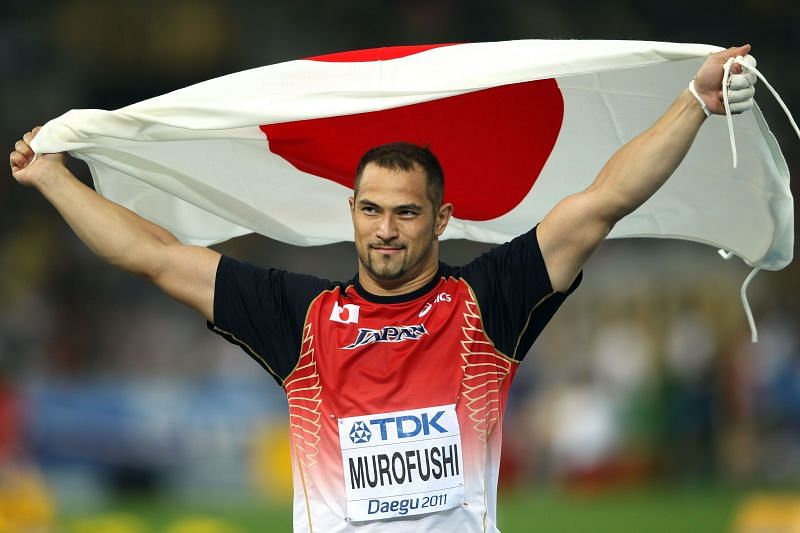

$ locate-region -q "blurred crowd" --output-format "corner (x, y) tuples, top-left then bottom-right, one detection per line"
(1, 0), (799, 529)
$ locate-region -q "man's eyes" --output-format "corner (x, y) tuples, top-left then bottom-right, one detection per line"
(360, 207), (418, 217)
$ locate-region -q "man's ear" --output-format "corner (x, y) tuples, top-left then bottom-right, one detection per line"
(349, 196), (355, 217)
(434, 203), (454, 237)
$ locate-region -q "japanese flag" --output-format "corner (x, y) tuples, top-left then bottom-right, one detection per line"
(31, 40), (794, 270)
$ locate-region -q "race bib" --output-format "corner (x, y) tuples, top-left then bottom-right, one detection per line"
(338, 404), (464, 521)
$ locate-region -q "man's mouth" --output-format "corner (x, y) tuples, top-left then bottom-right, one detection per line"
(370, 245), (405, 254)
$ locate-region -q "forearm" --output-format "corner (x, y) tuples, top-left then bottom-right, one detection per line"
(37, 166), (179, 279)
(590, 89), (707, 222)
(538, 45), (755, 293)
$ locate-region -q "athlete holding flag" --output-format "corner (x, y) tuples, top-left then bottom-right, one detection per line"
(10, 45), (756, 531)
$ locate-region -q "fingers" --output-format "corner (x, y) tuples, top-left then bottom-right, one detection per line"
(738, 54), (757, 69)
(725, 75), (756, 114)
(725, 43), (751, 59)
(728, 72), (756, 90)
(728, 85), (756, 100)
(711, 44), (750, 72)
(728, 98), (754, 114)
(9, 129), (39, 175)
(730, 57), (757, 79)
(10, 151), (26, 173)
(15, 139), (33, 159)
(727, 53), (757, 115)
(9, 126), (57, 185)
(19, 125), (43, 149)
(730, 55), (757, 82)
(713, 45), (751, 75)
(11, 138), (34, 171)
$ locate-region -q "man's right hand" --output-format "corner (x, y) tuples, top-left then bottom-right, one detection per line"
(10, 125), (221, 322)
(10, 127), (67, 188)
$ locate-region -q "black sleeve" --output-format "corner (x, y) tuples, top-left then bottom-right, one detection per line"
(207, 255), (332, 386)
(457, 225), (581, 361)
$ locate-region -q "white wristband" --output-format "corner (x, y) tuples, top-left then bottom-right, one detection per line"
(689, 79), (711, 117)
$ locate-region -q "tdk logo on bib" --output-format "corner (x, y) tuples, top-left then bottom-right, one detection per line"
(349, 421), (372, 444)
(349, 411), (448, 445)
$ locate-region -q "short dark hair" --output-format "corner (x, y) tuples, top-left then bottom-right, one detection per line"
(354, 142), (444, 210)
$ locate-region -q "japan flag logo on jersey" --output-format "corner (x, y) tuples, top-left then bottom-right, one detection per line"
(330, 302), (360, 324)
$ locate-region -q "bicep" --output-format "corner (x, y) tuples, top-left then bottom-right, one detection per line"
(151, 244), (221, 322)
(537, 188), (614, 292)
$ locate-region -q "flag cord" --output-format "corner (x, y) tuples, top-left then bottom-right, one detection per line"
(717, 57), (799, 342)
(719, 251), (762, 343)
(722, 56), (800, 169)
(740, 267), (761, 343)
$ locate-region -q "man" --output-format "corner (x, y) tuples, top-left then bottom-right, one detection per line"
(10, 45), (755, 531)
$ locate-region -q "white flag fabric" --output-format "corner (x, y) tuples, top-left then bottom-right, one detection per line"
(31, 40), (794, 270)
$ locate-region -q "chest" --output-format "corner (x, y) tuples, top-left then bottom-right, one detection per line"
(306, 280), (489, 415)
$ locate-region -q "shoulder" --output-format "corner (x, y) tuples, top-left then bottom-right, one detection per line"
(455, 226), (547, 287)
(449, 227), (580, 359)
(216, 255), (336, 292)
(213, 255), (341, 329)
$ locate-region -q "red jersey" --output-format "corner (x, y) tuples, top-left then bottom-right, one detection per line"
(210, 227), (579, 532)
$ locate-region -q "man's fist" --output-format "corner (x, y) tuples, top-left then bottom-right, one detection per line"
(694, 44), (757, 115)
(9, 127), (66, 188)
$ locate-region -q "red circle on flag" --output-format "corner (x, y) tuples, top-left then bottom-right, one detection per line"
(261, 79), (563, 221)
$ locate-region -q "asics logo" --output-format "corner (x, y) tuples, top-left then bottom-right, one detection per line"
(418, 292), (451, 317)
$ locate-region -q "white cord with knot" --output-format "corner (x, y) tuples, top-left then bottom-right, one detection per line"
(700, 54), (800, 343)
(722, 55), (800, 168)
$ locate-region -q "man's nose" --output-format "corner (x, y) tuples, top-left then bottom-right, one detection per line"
(376, 213), (399, 241)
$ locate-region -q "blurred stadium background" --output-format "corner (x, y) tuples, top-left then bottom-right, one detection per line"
(1, 1), (799, 531)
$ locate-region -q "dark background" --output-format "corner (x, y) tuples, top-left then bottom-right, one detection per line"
(1, 1), (798, 530)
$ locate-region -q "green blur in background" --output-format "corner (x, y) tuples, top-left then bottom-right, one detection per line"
(52, 487), (799, 532)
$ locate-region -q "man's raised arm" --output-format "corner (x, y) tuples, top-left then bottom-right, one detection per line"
(538, 44), (756, 292)
(9, 127), (220, 322)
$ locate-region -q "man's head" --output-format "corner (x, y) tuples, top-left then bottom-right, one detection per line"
(354, 143), (444, 212)
(349, 143), (452, 292)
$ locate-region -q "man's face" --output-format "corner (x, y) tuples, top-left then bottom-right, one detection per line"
(349, 163), (450, 286)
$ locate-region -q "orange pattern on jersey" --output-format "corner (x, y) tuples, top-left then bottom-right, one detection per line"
(285, 323), (323, 467)
(459, 298), (514, 441)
